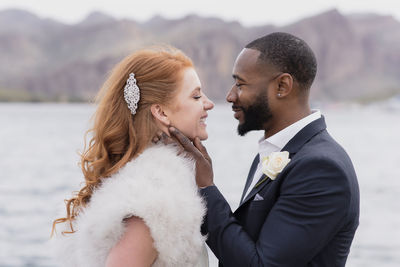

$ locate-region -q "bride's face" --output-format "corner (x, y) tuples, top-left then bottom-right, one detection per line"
(166, 68), (214, 140)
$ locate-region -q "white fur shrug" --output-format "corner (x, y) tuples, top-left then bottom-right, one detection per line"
(54, 144), (208, 267)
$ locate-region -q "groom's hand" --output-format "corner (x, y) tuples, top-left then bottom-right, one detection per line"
(169, 127), (214, 188)
(152, 130), (185, 155)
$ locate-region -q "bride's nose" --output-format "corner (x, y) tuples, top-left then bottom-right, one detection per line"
(203, 96), (214, 111)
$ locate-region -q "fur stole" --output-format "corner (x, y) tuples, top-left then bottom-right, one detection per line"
(54, 144), (207, 266)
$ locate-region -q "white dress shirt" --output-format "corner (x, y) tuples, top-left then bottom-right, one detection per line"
(243, 110), (322, 199)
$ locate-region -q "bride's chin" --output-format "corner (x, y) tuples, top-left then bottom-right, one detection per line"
(179, 130), (208, 142)
(198, 132), (208, 141)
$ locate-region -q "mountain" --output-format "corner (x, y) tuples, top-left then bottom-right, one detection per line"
(0, 8), (399, 102)
(79, 11), (117, 27)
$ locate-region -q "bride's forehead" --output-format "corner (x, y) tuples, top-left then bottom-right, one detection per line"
(176, 68), (201, 94)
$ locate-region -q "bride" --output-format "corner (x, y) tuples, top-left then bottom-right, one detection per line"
(52, 46), (214, 266)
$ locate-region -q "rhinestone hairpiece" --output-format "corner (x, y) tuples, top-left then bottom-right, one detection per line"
(123, 73), (140, 115)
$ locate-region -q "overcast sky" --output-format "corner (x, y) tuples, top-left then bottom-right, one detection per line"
(1, 0), (399, 26)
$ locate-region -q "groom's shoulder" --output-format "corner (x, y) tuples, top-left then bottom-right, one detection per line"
(304, 129), (350, 158)
(283, 130), (357, 201)
(295, 129), (356, 177)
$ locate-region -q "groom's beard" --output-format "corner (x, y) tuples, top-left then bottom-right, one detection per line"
(237, 92), (272, 136)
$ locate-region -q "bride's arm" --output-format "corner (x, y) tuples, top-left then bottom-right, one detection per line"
(106, 216), (157, 267)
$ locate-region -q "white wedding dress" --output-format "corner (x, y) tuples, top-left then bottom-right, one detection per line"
(54, 144), (208, 267)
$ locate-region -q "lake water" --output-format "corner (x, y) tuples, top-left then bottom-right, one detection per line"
(0, 103), (399, 266)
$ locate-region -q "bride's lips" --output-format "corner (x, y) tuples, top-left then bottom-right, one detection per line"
(200, 114), (208, 126)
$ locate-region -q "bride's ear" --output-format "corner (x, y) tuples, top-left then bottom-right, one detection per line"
(150, 104), (170, 126)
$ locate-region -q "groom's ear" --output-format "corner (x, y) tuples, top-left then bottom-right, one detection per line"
(275, 73), (293, 98)
(150, 104), (171, 126)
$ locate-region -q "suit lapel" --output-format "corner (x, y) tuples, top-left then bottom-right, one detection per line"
(238, 116), (327, 207)
(281, 116), (327, 156)
(240, 174), (270, 206)
(239, 154), (260, 204)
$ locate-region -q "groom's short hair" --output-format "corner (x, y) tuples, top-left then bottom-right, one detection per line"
(246, 32), (317, 90)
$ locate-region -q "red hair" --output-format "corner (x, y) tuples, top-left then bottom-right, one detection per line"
(52, 46), (193, 235)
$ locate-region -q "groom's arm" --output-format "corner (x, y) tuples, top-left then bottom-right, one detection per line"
(168, 127), (353, 266)
(201, 157), (352, 267)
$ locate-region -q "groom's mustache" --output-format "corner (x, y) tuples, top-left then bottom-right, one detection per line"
(232, 105), (244, 112)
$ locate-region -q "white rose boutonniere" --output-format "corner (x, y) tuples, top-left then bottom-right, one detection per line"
(261, 151), (291, 181)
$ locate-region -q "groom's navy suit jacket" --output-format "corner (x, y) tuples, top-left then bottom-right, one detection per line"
(200, 117), (360, 267)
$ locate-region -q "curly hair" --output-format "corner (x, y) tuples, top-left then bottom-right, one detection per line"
(52, 46), (193, 235)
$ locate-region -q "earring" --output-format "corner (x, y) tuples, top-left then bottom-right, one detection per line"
(277, 93), (281, 97)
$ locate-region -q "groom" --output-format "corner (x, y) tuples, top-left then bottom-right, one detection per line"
(170, 32), (360, 266)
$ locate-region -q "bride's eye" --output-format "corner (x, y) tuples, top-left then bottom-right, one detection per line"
(193, 95), (202, 100)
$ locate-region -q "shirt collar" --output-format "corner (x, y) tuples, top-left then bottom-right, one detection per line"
(258, 110), (321, 158)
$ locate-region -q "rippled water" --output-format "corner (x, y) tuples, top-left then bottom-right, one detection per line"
(0, 103), (399, 266)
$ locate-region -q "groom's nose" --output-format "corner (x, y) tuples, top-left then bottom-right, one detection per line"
(226, 85), (237, 103)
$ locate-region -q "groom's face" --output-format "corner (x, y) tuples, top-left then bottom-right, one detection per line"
(227, 48), (279, 136)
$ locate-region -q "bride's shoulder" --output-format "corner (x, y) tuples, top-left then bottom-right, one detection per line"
(86, 144), (197, 219)
(97, 144), (194, 194)
(135, 144), (192, 167)
(120, 144), (194, 180)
